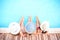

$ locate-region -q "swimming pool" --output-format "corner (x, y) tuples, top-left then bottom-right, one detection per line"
(0, 0), (60, 28)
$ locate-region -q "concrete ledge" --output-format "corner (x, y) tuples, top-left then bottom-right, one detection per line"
(0, 28), (60, 33)
(48, 28), (60, 33)
(0, 28), (10, 33)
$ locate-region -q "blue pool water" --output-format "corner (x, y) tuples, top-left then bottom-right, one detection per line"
(0, 0), (60, 28)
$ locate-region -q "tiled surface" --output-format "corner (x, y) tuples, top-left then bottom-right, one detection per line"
(0, 33), (60, 40)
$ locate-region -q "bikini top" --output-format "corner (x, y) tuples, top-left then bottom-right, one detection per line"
(40, 21), (49, 31)
(25, 22), (36, 34)
(9, 22), (20, 35)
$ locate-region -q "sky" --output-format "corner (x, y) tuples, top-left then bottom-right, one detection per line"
(0, 0), (60, 28)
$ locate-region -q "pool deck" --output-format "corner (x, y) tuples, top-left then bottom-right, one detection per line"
(0, 28), (60, 40)
(0, 33), (60, 40)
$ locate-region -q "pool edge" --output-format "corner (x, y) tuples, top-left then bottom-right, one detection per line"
(0, 28), (60, 33)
